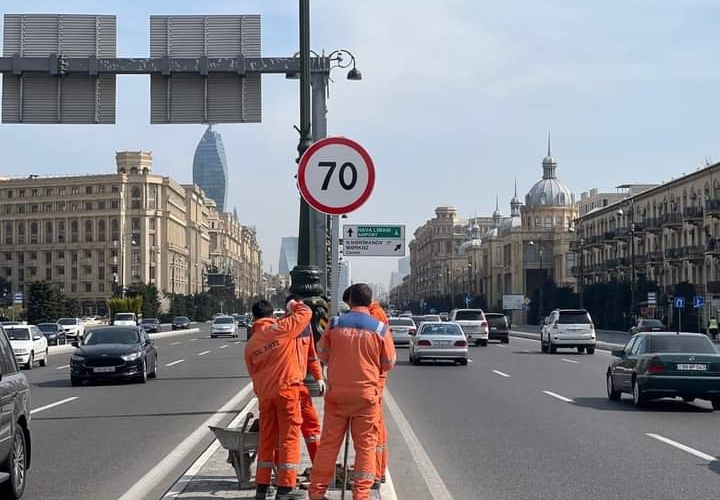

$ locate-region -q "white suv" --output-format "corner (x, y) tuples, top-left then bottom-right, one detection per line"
(541, 309), (596, 354)
(6, 325), (48, 369)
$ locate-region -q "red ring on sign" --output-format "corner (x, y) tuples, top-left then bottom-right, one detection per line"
(297, 136), (375, 215)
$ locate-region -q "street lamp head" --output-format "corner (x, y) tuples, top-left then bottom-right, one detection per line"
(285, 71), (300, 80)
(346, 66), (362, 81)
(616, 209), (624, 217)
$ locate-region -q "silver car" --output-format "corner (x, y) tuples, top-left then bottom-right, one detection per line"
(388, 317), (416, 346)
(210, 316), (238, 338)
(409, 322), (469, 365)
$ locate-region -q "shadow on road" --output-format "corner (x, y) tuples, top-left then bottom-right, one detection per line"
(573, 396), (713, 413)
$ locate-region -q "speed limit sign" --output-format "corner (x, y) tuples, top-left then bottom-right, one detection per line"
(297, 136), (375, 215)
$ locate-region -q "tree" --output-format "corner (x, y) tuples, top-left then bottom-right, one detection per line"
(107, 296), (143, 318)
(63, 297), (81, 318)
(26, 281), (65, 323)
(126, 284), (161, 318)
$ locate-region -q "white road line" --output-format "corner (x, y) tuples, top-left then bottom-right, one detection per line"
(189, 338), (198, 342)
(494, 344), (505, 348)
(218, 345), (229, 349)
(646, 433), (717, 462)
(56, 364), (70, 370)
(118, 382), (255, 500)
(197, 350), (210, 356)
(492, 370), (510, 378)
(467, 359), (473, 363)
(232, 340), (241, 344)
(542, 390), (574, 403)
(165, 359), (184, 367)
(385, 390), (453, 500)
(31, 397), (78, 415)
(561, 358), (580, 364)
(170, 342), (182, 346)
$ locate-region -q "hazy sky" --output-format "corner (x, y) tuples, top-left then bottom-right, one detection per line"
(2, 1), (720, 289)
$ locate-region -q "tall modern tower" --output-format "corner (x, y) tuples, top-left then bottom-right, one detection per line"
(193, 125), (229, 212)
(279, 237), (299, 275)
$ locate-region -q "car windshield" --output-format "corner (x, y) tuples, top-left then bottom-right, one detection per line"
(115, 314), (135, 321)
(389, 319), (415, 327)
(38, 324), (58, 332)
(648, 335), (717, 353)
(454, 311), (484, 321)
(214, 317), (234, 324)
(641, 319), (663, 327)
(141, 319), (157, 324)
(6, 328), (30, 341)
(558, 312), (592, 324)
(486, 315), (508, 326)
(58, 318), (76, 325)
(83, 328), (140, 345)
(174, 317), (188, 322)
(420, 324), (462, 336)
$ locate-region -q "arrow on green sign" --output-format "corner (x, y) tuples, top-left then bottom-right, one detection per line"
(357, 226), (402, 238)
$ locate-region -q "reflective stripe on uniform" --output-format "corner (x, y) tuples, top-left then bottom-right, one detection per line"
(376, 445), (385, 452)
(305, 434), (320, 443)
(257, 461), (274, 469)
(375, 321), (386, 337)
(308, 356), (319, 361)
(317, 347), (329, 354)
(278, 462), (299, 470)
(352, 470), (375, 481)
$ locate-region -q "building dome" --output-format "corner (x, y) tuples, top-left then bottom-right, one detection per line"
(525, 135), (574, 208)
(459, 239), (482, 254)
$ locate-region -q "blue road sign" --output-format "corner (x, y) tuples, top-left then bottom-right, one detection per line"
(675, 297), (685, 308)
(693, 296), (705, 308)
(13, 292), (23, 305)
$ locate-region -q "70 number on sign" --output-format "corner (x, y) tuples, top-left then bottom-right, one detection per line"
(298, 137), (375, 215)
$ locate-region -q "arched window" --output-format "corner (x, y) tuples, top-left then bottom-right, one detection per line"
(84, 220), (93, 242)
(58, 220), (65, 243)
(559, 193), (565, 205)
(30, 221), (38, 244)
(131, 186), (141, 198)
(98, 220), (106, 242)
(110, 218), (119, 241)
(70, 220), (79, 243)
(45, 221), (53, 244)
(540, 193), (547, 205)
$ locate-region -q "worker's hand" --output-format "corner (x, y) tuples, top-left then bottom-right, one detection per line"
(316, 379), (326, 396)
(285, 299), (298, 313)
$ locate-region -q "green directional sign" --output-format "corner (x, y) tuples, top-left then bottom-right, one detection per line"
(356, 226), (402, 238)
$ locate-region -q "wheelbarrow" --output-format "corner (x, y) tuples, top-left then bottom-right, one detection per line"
(210, 412), (259, 488)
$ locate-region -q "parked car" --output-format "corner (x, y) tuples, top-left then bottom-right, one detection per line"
(211, 315), (239, 338)
(70, 325), (158, 385)
(484, 313), (510, 343)
(140, 318), (160, 333)
(448, 309), (489, 346)
(540, 309), (597, 354)
(5, 325), (48, 370)
(388, 317), (416, 346)
(172, 316), (191, 330)
(409, 322), (468, 365)
(57, 317), (84, 340)
(0, 325), (31, 498)
(113, 312), (138, 327)
(607, 332), (720, 409)
(630, 318), (666, 334)
(37, 323), (66, 346)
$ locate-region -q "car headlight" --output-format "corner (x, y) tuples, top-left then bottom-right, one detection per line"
(71, 354), (85, 361)
(121, 352), (143, 361)
(14, 349), (28, 355)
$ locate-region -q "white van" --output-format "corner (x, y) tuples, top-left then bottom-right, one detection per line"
(113, 312), (138, 326)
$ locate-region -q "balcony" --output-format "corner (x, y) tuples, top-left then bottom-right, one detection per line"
(708, 281), (720, 294)
(644, 217), (664, 234)
(706, 238), (720, 256)
(591, 263), (607, 274)
(606, 258), (619, 269)
(706, 199), (720, 218)
(648, 251), (664, 264)
(664, 248), (682, 262)
(634, 255), (648, 267)
(604, 231), (616, 242)
(682, 245), (706, 261)
(682, 206), (704, 224)
(661, 212), (683, 228)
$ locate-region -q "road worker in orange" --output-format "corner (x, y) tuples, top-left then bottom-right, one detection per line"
(245, 299), (312, 500)
(309, 284), (396, 500)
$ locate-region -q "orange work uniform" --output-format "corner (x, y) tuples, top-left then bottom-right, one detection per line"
(368, 301), (394, 483)
(309, 307), (396, 500)
(298, 325), (324, 460)
(244, 302), (312, 489)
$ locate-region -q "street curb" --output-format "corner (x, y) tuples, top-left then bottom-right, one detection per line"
(47, 327), (201, 356)
(510, 330), (624, 351)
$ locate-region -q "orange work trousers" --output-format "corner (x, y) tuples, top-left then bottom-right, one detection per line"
(255, 386), (302, 488)
(309, 395), (379, 500)
(274, 384), (322, 463)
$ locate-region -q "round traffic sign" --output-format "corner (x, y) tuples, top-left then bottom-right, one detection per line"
(297, 136), (375, 215)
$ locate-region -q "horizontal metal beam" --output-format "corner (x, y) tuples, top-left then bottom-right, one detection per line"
(0, 56), (330, 76)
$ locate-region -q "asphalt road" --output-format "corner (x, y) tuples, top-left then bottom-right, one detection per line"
(512, 323), (632, 346)
(385, 337), (720, 500)
(22, 324), (253, 500)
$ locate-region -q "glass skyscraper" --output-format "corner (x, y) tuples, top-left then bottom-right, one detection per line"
(193, 125), (229, 212)
(279, 237), (299, 275)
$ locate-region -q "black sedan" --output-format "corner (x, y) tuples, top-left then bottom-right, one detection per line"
(140, 318), (160, 333)
(172, 316), (191, 330)
(70, 326), (158, 385)
(484, 313), (510, 343)
(37, 322), (66, 345)
(607, 332), (720, 409)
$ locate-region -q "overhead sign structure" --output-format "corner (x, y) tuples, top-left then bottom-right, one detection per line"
(298, 136), (375, 216)
(342, 225), (405, 257)
(502, 294), (525, 310)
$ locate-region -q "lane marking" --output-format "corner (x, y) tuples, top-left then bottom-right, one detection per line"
(492, 370), (510, 378)
(467, 359), (473, 363)
(190, 339), (198, 342)
(494, 344), (505, 348)
(56, 364), (70, 370)
(165, 359), (185, 367)
(31, 396), (79, 415)
(170, 342), (182, 346)
(218, 345), (229, 349)
(384, 389), (453, 500)
(542, 390), (574, 403)
(197, 350), (211, 356)
(118, 382), (254, 500)
(561, 358), (580, 364)
(646, 433), (717, 462)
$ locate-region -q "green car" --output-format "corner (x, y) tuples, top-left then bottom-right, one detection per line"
(607, 332), (720, 409)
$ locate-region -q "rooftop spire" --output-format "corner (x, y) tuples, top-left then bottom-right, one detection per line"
(514, 177), (518, 197)
(547, 132), (551, 157)
(495, 193), (499, 211)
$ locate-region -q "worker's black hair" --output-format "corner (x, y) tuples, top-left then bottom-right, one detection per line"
(342, 286), (351, 304)
(252, 300), (274, 319)
(285, 294), (302, 305)
(349, 283), (372, 307)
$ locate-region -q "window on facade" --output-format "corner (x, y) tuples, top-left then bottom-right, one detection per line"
(98, 251), (105, 263)
(44, 203), (52, 212)
(30, 222), (38, 244)
(85, 186), (93, 195)
(57, 220), (65, 243)
(45, 252), (51, 265)
(3, 205), (11, 215)
(110, 219), (119, 241)
(84, 220), (93, 242)
(44, 221), (53, 244)
(17, 253), (23, 265)
(98, 201), (106, 210)
(111, 185), (119, 193)
(71, 283), (77, 293)
(84, 282), (91, 293)
(132, 250), (140, 264)
(17, 204), (25, 214)
(4, 268), (10, 278)
(70, 220), (79, 243)
(29, 267), (37, 277)
(71, 268), (78, 280)
(57, 250), (64, 260)
(131, 266), (141, 279)
(98, 267), (105, 280)
(30, 204), (38, 213)
(57, 202), (65, 211)
(111, 249), (118, 260)
(45, 187), (53, 196)
(71, 251), (78, 264)
(58, 188), (65, 196)
(3, 253), (10, 261)
(31, 189), (39, 197)
(149, 218), (156, 230)
(18, 190), (24, 198)
(4, 222), (12, 245)
(17, 222), (25, 244)
(110, 200), (118, 209)
(18, 269), (23, 282)
(71, 187), (79, 195)
(6, 190), (12, 199)
(148, 186), (158, 210)
(98, 220), (106, 242)
(56, 266), (64, 276)
(45, 268), (51, 281)
(85, 202), (92, 211)
(70, 202), (79, 212)
(131, 218), (140, 231)
(83, 266), (92, 276)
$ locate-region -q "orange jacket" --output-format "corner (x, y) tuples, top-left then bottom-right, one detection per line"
(245, 302), (312, 399)
(297, 324), (324, 381)
(368, 301), (394, 388)
(318, 306), (395, 400)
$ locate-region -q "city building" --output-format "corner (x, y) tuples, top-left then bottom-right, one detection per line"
(573, 160), (720, 323)
(338, 260), (351, 295)
(398, 256), (411, 276)
(578, 185), (657, 216)
(0, 151), (263, 315)
(279, 236), (299, 275)
(193, 125), (229, 212)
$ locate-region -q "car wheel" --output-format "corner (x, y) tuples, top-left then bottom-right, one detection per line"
(39, 349), (48, 367)
(606, 372), (621, 401)
(459, 358), (468, 366)
(148, 356), (158, 379)
(577, 346), (585, 353)
(586, 346), (595, 355)
(711, 398), (720, 411)
(136, 359), (148, 384)
(541, 337), (548, 353)
(479, 340), (488, 347)
(632, 377), (647, 408)
(70, 377), (81, 387)
(0, 426), (27, 499)
(24, 353), (33, 370)
(548, 341), (556, 354)
(501, 337), (509, 344)
(210, 334), (215, 339)
(412, 354), (420, 366)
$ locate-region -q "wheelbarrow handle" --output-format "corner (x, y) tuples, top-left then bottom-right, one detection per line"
(239, 411), (254, 433)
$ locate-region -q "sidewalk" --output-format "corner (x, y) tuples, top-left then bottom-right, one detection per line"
(163, 394), (396, 499)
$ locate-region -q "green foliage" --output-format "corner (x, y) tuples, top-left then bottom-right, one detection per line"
(63, 297), (81, 317)
(125, 284), (161, 318)
(26, 281), (65, 323)
(107, 296), (142, 317)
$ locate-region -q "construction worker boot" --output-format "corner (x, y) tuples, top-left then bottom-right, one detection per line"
(276, 489), (307, 500)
